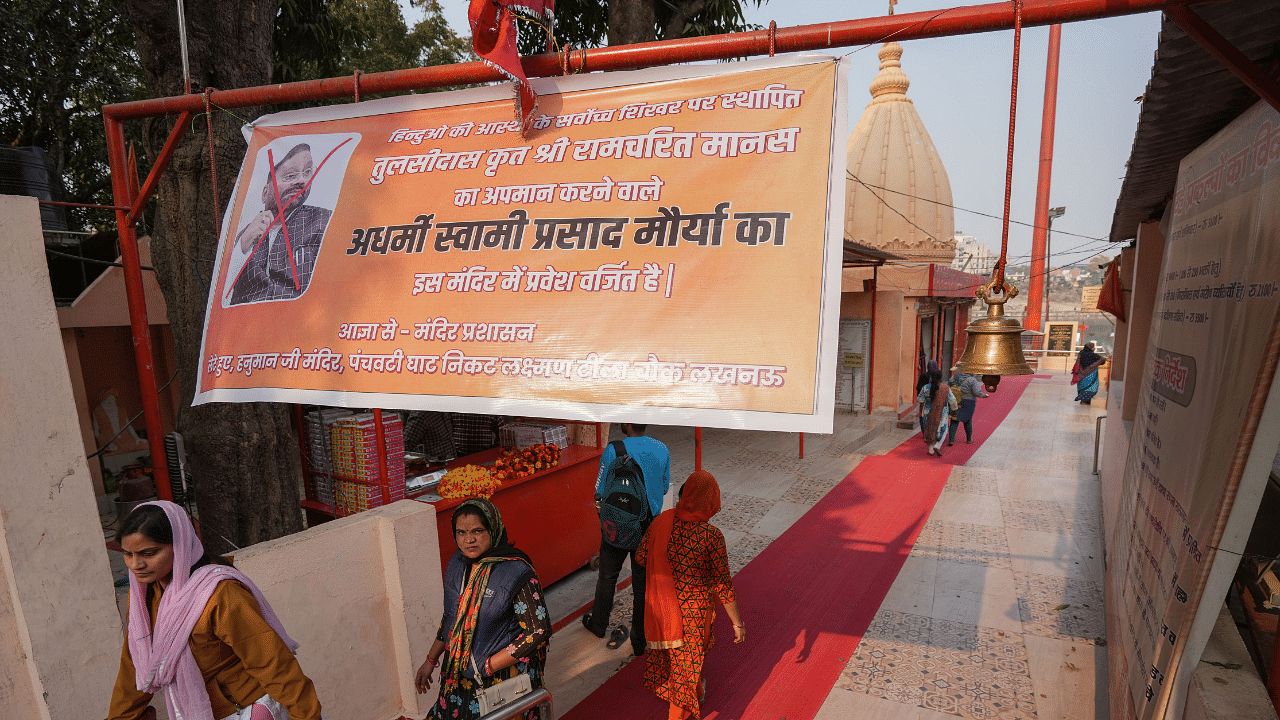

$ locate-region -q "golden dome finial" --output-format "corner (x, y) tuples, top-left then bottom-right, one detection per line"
(869, 42), (911, 100)
(889, 0), (897, 15)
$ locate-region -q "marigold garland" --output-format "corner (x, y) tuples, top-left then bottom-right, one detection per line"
(493, 443), (561, 482)
(438, 464), (499, 499)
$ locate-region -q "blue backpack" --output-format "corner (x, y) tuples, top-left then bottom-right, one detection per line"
(597, 440), (650, 549)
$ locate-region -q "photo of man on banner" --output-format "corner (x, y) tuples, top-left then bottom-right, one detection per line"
(224, 133), (359, 306)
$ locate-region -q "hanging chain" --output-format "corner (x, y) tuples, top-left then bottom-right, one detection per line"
(203, 88), (222, 242)
(996, 0), (1024, 292)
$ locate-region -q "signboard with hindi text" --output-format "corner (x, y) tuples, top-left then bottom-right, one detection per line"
(1081, 285), (1101, 312)
(194, 55), (849, 432)
(1045, 322), (1077, 353)
(1106, 99), (1280, 720)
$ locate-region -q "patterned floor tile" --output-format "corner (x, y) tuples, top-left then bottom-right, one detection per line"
(914, 520), (1011, 569)
(726, 533), (774, 575)
(719, 447), (809, 474)
(838, 610), (1038, 720)
(1000, 498), (1100, 536)
(1014, 571), (1105, 642)
(713, 494), (777, 533)
(943, 467), (999, 496)
(779, 475), (843, 504)
(982, 436), (1055, 454)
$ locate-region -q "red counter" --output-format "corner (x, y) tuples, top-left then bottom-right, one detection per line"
(410, 444), (603, 585)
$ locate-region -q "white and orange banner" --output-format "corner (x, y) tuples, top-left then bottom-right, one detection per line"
(194, 55), (849, 432)
(1107, 98), (1280, 719)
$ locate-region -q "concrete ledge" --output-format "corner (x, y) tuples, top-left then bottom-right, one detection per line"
(1183, 603), (1278, 720)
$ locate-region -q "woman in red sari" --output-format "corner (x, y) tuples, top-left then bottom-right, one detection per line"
(637, 470), (745, 719)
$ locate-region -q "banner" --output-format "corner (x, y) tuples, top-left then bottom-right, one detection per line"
(194, 55), (849, 432)
(1106, 99), (1280, 719)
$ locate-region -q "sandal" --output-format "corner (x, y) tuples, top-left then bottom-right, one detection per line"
(607, 626), (629, 649)
(581, 612), (605, 639)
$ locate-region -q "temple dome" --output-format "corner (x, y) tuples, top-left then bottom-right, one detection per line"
(845, 42), (956, 264)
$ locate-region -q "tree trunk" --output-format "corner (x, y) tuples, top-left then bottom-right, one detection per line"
(607, 0), (655, 45)
(122, 0), (304, 553)
(663, 0), (706, 40)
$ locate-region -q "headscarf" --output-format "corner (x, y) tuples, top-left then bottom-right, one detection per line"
(675, 470), (721, 522)
(927, 359), (939, 373)
(441, 497), (532, 687)
(1077, 343), (1101, 371)
(126, 501), (298, 720)
(643, 471), (723, 649)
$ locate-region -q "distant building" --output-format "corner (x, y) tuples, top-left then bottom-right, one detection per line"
(950, 232), (995, 275)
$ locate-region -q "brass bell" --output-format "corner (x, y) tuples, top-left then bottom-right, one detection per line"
(954, 276), (1034, 392)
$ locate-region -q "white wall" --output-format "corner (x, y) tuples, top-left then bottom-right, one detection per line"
(0, 194), (124, 719)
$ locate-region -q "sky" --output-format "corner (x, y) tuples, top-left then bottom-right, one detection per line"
(410, 1), (1162, 269)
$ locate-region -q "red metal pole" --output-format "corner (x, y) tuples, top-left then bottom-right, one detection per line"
(799, 432), (805, 459)
(104, 116), (172, 500)
(128, 111), (193, 221)
(102, 0), (1228, 122)
(373, 409), (391, 507)
(1025, 24), (1063, 334)
(694, 427), (702, 472)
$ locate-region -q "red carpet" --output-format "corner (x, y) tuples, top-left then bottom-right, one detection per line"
(887, 374), (1042, 465)
(560, 454), (952, 720)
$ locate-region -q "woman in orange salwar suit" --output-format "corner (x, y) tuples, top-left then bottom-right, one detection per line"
(636, 470), (745, 719)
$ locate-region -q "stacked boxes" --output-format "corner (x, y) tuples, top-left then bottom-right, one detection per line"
(303, 408), (354, 506)
(329, 412), (406, 515)
(499, 421), (569, 450)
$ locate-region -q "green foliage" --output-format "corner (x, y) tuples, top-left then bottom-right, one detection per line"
(521, 0), (768, 54)
(0, 0), (146, 230)
(275, 0), (470, 86)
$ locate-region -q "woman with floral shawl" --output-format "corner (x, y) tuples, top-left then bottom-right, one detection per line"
(916, 369), (958, 456)
(637, 471), (745, 719)
(107, 501), (321, 720)
(415, 497), (550, 720)
(1072, 342), (1106, 405)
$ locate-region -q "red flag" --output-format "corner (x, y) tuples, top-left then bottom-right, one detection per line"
(469, 0), (553, 136)
(1097, 256), (1127, 322)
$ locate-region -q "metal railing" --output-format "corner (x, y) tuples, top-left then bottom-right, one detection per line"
(1094, 415), (1107, 475)
(477, 688), (553, 720)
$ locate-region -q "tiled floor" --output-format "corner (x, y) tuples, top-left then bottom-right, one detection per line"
(821, 376), (1108, 720)
(542, 375), (1108, 720)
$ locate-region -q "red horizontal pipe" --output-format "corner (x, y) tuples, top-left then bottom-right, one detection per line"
(39, 200), (130, 211)
(104, 0), (1226, 122)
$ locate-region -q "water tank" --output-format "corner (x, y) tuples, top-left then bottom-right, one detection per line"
(0, 146), (69, 232)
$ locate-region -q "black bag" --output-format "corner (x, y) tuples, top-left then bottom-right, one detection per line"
(596, 440), (650, 549)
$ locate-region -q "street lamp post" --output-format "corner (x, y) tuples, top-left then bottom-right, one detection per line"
(1044, 206), (1066, 328)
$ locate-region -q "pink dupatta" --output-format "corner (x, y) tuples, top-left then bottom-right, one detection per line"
(126, 501), (299, 720)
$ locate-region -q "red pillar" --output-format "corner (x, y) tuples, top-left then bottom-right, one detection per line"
(104, 116), (172, 500)
(1024, 23), (1062, 333)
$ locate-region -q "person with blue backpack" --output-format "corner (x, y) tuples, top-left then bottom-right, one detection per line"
(583, 422), (671, 656)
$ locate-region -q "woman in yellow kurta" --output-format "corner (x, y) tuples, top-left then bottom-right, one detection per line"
(106, 501), (322, 720)
(637, 471), (745, 719)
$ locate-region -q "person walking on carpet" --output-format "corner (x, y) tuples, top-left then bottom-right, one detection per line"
(916, 359), (939, 436)
(1071, 342), (1106, 405)
(637, 470), (745, 720)
(106, 501), (322, 720)
(583, 423), (671, 656)
(947, 366), (989, 445)
(917, 369), (957, 457)
(414, 497), (551, 720)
